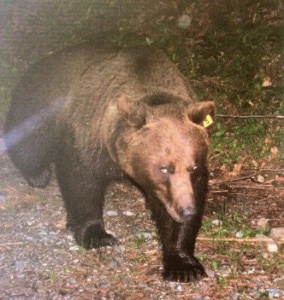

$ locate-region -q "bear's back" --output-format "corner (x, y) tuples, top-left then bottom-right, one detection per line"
(57, 44), (197, 143)
(5, 43), (197, 151)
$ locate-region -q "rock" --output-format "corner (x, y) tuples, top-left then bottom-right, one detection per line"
(123, 210), (135, 217)
(206, 270), (215, 278)
(106, 210), (118, 217)
(257, 218), (270, 233)
(267, 288), (284, 298)
(212, 219), (222, 226)
(267, 242), (278, 253)
(69, 246), (79, 251)
(270, 228), (284, 242)
(257, 174), (265, 183)
(177, 15), (192, 29)
(176, 284), (183, 292)
(247, 267), (255, 274)
(236, 231), (244, 238)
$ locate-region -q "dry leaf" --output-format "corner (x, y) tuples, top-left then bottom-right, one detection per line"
(262, 76), (272, 87)
(270, 147), (279, 156)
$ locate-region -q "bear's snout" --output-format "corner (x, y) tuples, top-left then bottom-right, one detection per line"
(180, 206), (197, 220)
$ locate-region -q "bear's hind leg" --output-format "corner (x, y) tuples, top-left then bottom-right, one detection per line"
(24, 166), (52, 188)
(4, 118), (55, 188)
(55, 148), (117, 249)
(6, 141), (52, 188)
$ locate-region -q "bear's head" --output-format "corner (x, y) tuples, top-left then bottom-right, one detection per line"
(115, 93), (215, 223)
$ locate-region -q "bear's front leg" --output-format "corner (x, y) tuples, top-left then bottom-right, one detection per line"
(72, 219), (117, 250)
(163, 221), (207, 282)
(162, 218), (207, 282)
(152, 203), (207, 282)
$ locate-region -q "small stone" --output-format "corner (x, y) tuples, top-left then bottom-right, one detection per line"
(177, 14), (192, 29)
(67, 234), (74, 241)
(257, 174), (265, 183)
(137, 197), (145, 203)
(267, 242), (278, 253)
(123, 210), (135, 217)
(106, 210), (118, 217)
(270, 227), (284, 242)
(176, 284), (183, 292)
(138, 282), (148, 288)
(69, 245), (79, 251)
(236, 231), (244, 238)
(257, 218), (270, 233)
(69, 278), (77, 286)
(206, 270), (215, 278)
(212, 219), (222, 226)
(268, 288), (282, 298)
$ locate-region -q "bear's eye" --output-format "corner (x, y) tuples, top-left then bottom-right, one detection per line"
(160, 163), (175, 175)
(160, 167), (170, 175)
(188, 165), (198, 173)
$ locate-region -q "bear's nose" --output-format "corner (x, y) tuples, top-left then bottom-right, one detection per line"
(181, 206), (197, 219)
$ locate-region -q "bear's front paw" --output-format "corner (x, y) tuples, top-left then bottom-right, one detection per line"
(75, 220), (118, 249)
(163, 255), (207, 282)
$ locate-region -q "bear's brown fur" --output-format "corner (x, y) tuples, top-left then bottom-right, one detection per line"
(4, 43), (215, 282)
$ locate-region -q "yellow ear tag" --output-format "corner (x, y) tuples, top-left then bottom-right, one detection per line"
(202, 114), (213, 128)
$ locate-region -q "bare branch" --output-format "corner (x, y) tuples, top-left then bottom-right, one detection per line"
(197, 236), (273, 243)
(217, 114), (284, 120)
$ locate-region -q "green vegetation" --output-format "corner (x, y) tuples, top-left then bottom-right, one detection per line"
(129, 234), (147, 249)
(46, 269), (57, 283)
(201, 212), (259, 239)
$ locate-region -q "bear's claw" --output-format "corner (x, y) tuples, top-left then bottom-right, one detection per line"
(163, 266), (207, 282)
(163, 256), (207, 282)
(75, 221), (118, 249)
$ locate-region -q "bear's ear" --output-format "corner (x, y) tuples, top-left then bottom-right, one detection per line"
(187, 101), (216, 129)
(117, 96), (147, 128)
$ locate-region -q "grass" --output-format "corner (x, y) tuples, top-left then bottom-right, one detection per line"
(200, 206), (284, 292)
(47, 269), (57, 283)
(201, 211), (260, 240)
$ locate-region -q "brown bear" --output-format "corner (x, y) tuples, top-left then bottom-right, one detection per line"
(4, 43), (215, 282)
